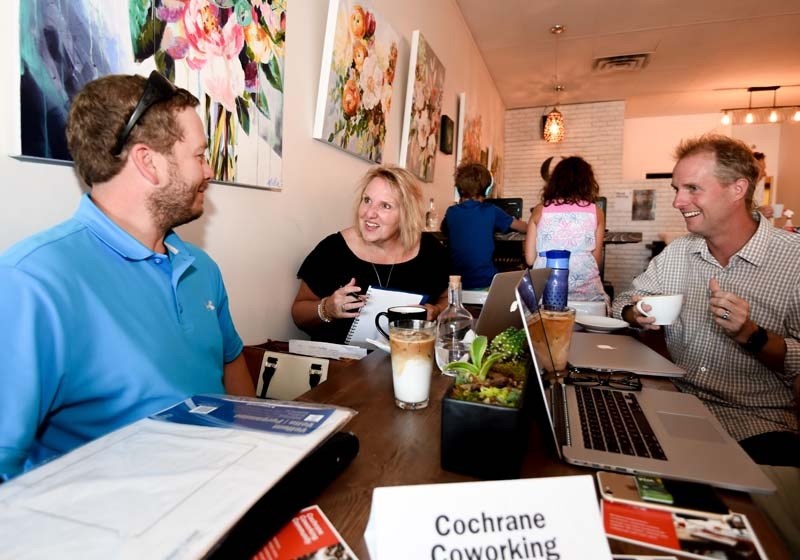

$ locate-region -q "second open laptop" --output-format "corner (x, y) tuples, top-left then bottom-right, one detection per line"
(514, 270), (774, 493)
(473, 269), (549, 339)
(569, 332), (686, 378)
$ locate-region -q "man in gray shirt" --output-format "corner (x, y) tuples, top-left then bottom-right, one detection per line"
(612, 134), (799, 467)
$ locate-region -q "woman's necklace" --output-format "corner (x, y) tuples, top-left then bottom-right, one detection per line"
(371, 262), (395, 289)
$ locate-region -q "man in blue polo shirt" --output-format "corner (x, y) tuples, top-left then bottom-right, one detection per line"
(0, 72), (255, 480)
(441, 163), (528, 289)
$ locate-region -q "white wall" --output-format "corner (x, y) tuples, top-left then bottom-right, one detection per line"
(777, 122), (800, 219)
(732, 123), (781, 202)
(622, 114), (729, 180)
(0, 0), (505, 344)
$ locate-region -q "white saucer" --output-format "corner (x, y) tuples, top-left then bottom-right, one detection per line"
(575, 314), (628, 333)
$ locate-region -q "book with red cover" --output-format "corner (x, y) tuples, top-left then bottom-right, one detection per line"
(602, 500), (767, 560)
(252, 505), (358, 560)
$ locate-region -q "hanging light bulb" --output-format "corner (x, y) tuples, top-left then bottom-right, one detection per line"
(744, 91), (754, 124)
(794, 110), (800, 122)
(721, 111), (731, 125)
(543, 26), (566, 143)
(544, 107), (565, 143)
(768, 91), (779, 123)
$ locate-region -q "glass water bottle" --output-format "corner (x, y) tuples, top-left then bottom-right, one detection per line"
(435, 275), (474, 375)
(425, 198), (438, 231)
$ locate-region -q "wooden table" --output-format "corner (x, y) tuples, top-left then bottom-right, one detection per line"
(297, 350), (791, 559)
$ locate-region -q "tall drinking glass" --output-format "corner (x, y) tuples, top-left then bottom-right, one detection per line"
(527, 306), (576, 377)
(389, 320), (436, 409)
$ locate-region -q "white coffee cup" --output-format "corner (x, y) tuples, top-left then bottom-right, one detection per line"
(635, 294), (683, 325)
(771, 203), (784, 219)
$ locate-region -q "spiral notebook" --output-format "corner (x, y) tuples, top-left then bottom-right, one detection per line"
(344, 286), (426, 348)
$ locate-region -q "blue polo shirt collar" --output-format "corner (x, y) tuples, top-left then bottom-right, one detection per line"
(74, 194), (195, 271)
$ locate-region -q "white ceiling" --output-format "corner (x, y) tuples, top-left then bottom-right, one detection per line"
(454, 0), (800, 117)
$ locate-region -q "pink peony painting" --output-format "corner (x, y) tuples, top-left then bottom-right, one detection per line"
(142, 0), (287, 188)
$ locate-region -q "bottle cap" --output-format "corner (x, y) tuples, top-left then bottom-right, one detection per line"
(449, 275), (461, 286)
(544, 249), (570, 269)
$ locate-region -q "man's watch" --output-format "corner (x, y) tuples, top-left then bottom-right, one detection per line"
(743, 325), (768, 354)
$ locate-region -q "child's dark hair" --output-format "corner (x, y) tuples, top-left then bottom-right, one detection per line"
(455, 162), (492, 198)
(541, 156), (598, 207)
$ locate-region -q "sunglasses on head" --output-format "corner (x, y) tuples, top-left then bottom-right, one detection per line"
(111, 71), (178, 156)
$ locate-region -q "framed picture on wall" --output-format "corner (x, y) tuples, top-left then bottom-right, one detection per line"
(18, 0), (286, 188)
(312, 0), (400, 164)
(398, 30), (446, 182)
(455, 92), (466, 166)
(440, 115), (454, 154)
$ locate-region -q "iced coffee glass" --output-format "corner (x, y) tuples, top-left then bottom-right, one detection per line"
(388, 320), (436, 410)
(527, 306), (576, 377)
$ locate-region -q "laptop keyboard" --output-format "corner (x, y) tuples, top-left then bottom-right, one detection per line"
(574, 385), (667, 460)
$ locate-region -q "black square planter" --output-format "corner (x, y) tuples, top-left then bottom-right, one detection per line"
(440, 383), (531, 479)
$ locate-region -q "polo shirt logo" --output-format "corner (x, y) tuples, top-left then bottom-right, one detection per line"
(205, 301), (215, 311)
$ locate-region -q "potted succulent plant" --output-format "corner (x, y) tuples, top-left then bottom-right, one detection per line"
(440, 327), (533, 479)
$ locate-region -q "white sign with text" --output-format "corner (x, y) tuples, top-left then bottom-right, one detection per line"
(364, 475), (611, 560)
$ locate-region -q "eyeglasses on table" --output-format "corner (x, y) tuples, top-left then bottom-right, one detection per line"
(564, 366), (642, 392)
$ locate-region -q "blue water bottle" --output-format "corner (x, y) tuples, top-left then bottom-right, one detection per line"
(542, 250), (570, 309)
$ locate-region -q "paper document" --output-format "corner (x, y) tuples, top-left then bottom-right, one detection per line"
(0, 396), (356, 560)
(152, 394), (334, 435)
(344, 286), (425, 347)
(288, 339), (367, 360)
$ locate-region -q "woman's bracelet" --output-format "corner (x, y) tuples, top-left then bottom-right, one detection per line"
(317, 297), (333, 323)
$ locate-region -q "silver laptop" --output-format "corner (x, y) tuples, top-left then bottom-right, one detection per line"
(474, 269), (548, 339)
(569, 332), (686, 378)
(515, 271), (774, 494)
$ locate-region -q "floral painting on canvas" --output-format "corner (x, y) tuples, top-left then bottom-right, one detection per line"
(18, 0), (286, 188)
(399, 30), (445, 182)
(313, 0), (399, 163)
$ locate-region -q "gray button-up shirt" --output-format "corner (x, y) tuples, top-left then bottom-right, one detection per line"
(612, 217), (800, 441)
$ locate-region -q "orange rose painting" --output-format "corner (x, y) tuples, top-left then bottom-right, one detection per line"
(313, 0), (399, 163)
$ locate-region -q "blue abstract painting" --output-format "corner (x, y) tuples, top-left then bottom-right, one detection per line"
(19, 0), (127, 159)
(18, 0), (287, 189)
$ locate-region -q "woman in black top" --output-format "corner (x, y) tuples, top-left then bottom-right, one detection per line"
(292, 165), (449, 343)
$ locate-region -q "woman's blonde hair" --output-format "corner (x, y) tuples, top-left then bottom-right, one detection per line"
(353, 165), (424, 251)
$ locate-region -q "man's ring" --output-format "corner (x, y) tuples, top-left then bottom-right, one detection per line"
(722, 309), (730, 320)
(341, 304), (346, 313)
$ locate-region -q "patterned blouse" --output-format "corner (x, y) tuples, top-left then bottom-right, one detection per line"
(533, 202), (607, 303)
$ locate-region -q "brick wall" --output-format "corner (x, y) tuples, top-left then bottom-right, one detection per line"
(503, 101), (687, 294)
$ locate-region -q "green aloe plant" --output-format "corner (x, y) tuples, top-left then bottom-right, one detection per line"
(444, 335), (503, 381)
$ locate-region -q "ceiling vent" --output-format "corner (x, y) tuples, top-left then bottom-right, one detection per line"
(593, 53), (651, 73)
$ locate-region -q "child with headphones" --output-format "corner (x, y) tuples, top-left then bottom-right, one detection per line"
(441, 162), (528, 289)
